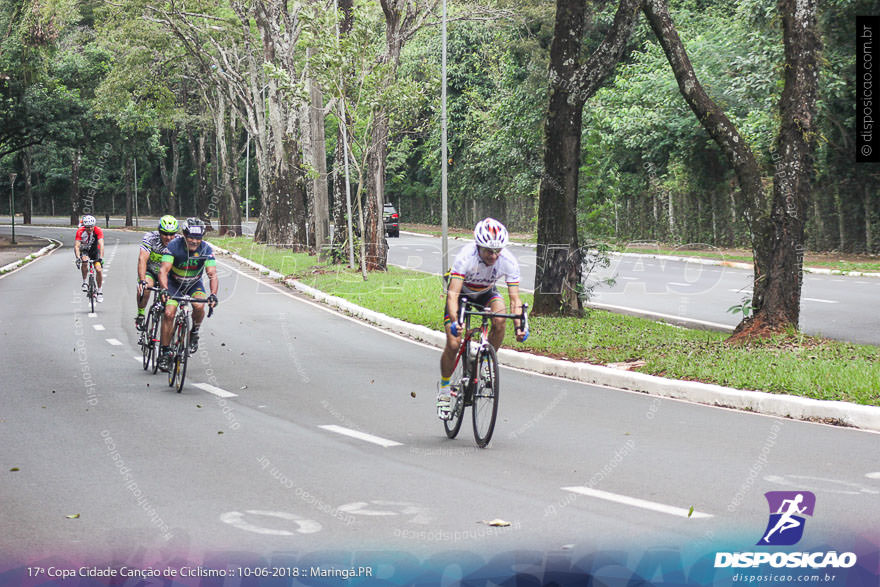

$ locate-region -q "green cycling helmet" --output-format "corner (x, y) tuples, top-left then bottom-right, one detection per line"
(158, 215), (179, 234)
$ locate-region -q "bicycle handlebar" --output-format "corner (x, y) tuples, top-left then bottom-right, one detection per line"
(459, 301), (529, 333)
(170, 295), (215, 318)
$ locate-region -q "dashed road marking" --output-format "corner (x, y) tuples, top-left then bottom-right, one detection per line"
(561, 486), (713, 518)
(106, 338), (123, 346)
(192, 383), (238, 398)
(319, 425), (402, 448)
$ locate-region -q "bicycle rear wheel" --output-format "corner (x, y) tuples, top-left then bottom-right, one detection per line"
(443, 343), (468, 439)
(472, 344), (499, 448)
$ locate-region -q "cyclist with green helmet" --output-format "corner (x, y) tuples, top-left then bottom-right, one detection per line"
(135, 215), (179, 331)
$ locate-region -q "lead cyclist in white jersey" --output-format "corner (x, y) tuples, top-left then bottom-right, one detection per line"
(437, 218), (529, 420)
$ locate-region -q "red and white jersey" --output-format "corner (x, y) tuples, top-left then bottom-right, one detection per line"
(449, 243), (520, 293)
(75, 226), (104, 250)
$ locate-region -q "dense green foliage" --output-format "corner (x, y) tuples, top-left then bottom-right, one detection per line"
(2, 0), (876, 253)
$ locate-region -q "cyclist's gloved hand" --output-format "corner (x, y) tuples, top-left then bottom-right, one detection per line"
(75, 258), (82, 269)
(516, 327), (530, 342)
(96, 258), (103, 265)
(449, 321), (461, 337)
(159, 288), (169, 302)
(207, 293), (218, 307)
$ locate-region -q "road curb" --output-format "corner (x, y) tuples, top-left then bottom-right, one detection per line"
(214, 245), (880, 434)
(614, 251), (880, 278)
(0, 237), (60, 275)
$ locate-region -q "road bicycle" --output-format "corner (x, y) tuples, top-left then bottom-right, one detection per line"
(137, 285), (165, 373)
(76, 258), (99, 313)
(444, 300), (529, 448)
(165, 295), (213, 393)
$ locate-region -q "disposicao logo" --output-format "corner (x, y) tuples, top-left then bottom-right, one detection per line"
(714, 491), (857, 570)
(758, 491), (815, 546)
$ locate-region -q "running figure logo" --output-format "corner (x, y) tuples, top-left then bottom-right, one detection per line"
(758, 491), (816, 546)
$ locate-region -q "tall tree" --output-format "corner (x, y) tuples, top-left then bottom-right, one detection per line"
(533, 0), (640, 314)
(642, 0), (820, 336)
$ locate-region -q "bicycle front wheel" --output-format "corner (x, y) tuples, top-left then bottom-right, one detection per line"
(141, 312), (152, 370)
(149, 309), (161, 374)
(174, 327), (189, 393)
(168, 320), (184, 388)
(88, 275), (96, 314)
(443, 344), (468, 439)
(472, 344), (499, 448)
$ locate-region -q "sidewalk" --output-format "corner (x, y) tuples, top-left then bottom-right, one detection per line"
(0, 234), (57, 273)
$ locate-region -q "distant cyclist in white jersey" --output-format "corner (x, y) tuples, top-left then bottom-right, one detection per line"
(437, 218), (529, 419)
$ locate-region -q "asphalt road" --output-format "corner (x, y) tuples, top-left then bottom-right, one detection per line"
(1, 226), (878, 580)
(387, 233), (880, 345)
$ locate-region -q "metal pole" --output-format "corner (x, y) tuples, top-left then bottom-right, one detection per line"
(440, 0), (449, 274)
(134, 158), (139, 227)
(336, 0), (355, 268)
(245, 139), (250, 233)
(9, 173), (17, 245)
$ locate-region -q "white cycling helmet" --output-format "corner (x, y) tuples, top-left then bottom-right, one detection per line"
(473, 217), (509, 249)
(81, 215), (96, 227)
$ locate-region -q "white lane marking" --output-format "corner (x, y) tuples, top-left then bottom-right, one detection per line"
(586, 302), (734, 332)
(106, 338), (123, 346)
(319, 425), (403, 448)
(730, 289), (752, 294)
(220, 510), (321, 535)
(561, 486), (713, 519)
(668, 282), (693, 287)
(192, 383), (238, 398)
(133, 356), (141, 362)
(88, 312), (97, 318)
(803, 297), (838, 304)
(866, 472), (880, 480)
(93, 324), (105, 331)
(338, 501), (433, 524)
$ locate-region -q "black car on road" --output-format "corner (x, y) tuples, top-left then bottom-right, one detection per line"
(383, 202), (399, 237)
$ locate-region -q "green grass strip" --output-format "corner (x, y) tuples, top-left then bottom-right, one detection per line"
(212, 236), (880, 406)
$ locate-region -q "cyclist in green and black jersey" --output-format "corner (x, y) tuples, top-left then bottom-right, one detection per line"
(135, 215), (179, 331)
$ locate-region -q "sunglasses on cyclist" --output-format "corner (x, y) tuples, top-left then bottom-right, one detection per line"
(480, 247), (503, 255)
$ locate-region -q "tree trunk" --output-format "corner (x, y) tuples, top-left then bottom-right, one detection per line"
(69, 148), (81, 225)
(834, 190), (847, 251)
(22, 148), (32, 224)
(307, 51), (330, 258)
(364, 112), (389, 270)
(865, 183), (874, 254)
(534, 0), (640, 315)
(125, 158), (134, 227)
(811, 190), (826, 250)
(736, 0), (820, 335)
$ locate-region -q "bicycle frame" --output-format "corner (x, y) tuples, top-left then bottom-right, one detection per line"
(453, 300), (529, 385)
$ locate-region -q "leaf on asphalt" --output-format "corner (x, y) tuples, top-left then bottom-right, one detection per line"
(688, 506), (695, 518)
(483, 519), (511, 527)
(217, 431), (224, 435)
(66, 514), (80, 519)
(10, 467), (19, 472)
(196, 404), (202, 408)
(410, 391), (416, 398)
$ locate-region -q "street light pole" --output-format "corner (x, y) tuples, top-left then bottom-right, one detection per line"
(9, 173), (17, 245)
(440, 0), (449, 274)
